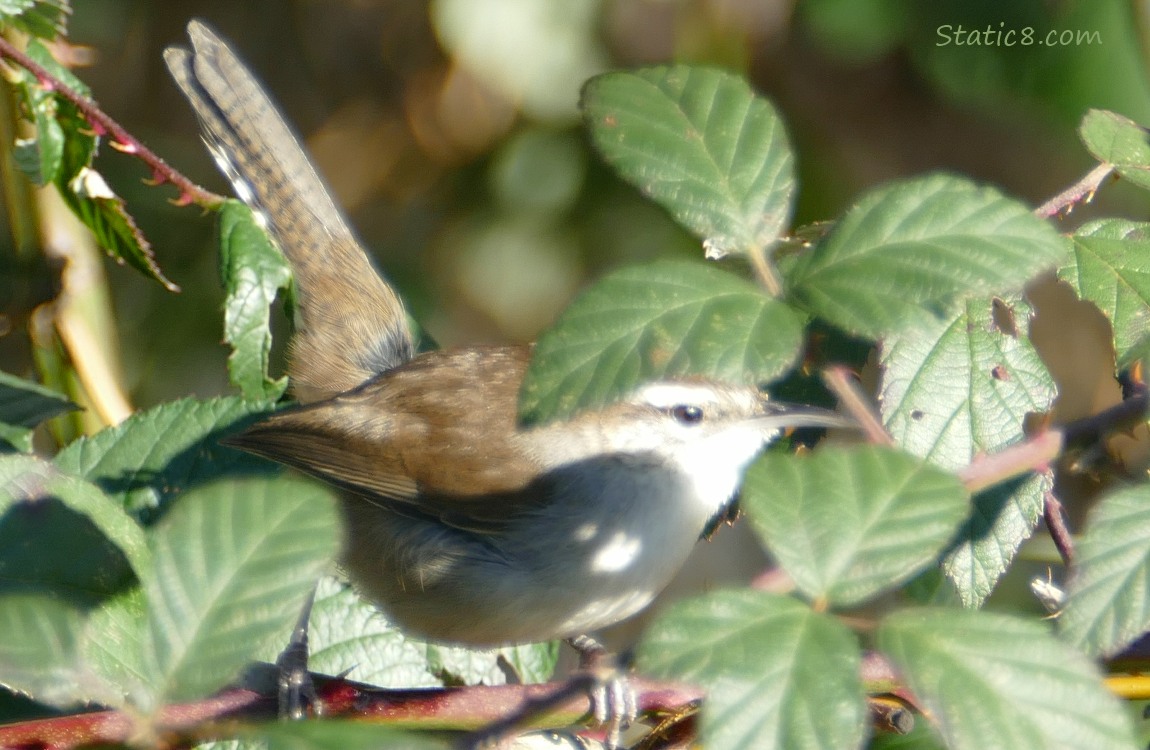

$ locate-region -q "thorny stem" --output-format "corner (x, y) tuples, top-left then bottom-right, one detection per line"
(821, 364), (1147, 496)
(1043, 492), (1075, 566)
(0, 34), (225, 208)
(1034, 161), (1115, 218)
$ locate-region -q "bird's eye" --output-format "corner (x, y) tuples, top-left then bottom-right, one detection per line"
(670, 404), (705, 425)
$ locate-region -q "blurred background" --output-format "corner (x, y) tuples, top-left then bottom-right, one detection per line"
(3, 0), (1150, 413)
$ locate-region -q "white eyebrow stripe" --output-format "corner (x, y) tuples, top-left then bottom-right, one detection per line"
(633, 382), (719, 409)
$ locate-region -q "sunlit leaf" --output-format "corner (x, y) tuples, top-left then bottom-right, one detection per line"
(520, 260), (805, 423)
(880, 295), (1056, 606)
(879, 608), (1138, 750)
(142, 473), (338, 706)
(640, 590), (865, 750)
(54, 396), (275, 520)
(81, 589), (148, 708)
(218, 200), (290, 401)
(1079, 109), (1150, 190)
(2, 0), (69, 37)
(743, 445), (968, 606)
(1060, 219), (1150, 366)
(583, 66), (794, 259)
(786, 174), (1066, 338)
(306, 577), (440, 689)
(0, 594), (87, 707)
(1059, 484), (1150, 656)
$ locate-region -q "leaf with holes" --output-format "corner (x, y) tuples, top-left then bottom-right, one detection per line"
(582, 66), (795, 259)
(219, 200), (291, 401)
(880, 295), (1056, 606)
(519, 260), (805, 424)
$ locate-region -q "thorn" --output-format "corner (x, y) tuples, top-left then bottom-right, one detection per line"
(83, 118), (107, 137)
(109, 139), (138, 154)
(169, 191), (197, 207)
(143, 167), (168, 187)
(34, 74), (55, 91)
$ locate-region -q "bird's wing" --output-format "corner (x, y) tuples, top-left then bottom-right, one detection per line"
(224, 346), (548, 531)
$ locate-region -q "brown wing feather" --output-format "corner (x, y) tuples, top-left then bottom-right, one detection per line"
(225, 346), (545, 527)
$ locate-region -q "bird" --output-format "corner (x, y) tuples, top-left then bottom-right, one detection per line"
(164, 20), (846, 735)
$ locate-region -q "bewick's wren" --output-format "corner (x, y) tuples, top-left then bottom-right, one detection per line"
(165, 22), (845, 648)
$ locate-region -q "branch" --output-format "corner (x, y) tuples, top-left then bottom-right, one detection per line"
(0, 35), (225, 208)
(1034, 162), (1115, 218)
(1043, 491), (1075, 566)
(821, 365), (893, 446)
(0, 668), (702, 750)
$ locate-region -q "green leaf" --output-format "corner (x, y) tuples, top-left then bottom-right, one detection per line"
(0, 0), (37, 18)
(639, 590), (865, 750)
(244, 720), (447, 750)
(54, 396), (275, 520)
(11, 48), (65, 185)
(218, 200), (291, 401)
(425, 640), (558, 687)
(13, 41), (86, 188)
(2, 0), (69, 37)
(81, 588), (148, 707)
(880, 295), (1056, 606)
(23, 38), (88, 96)
(14, 107), (63, 186)
(868, 722), (945, 750)
(786, 174), (1066, 338)
(582, 66), (795, 258)
(878, 608), (1138, 750)
(306, 577), (441, 689)
(743, 445), (969, 607)
(1060, 219), (1150, 367)
(0, 594), (89, 707)
(1079, 109), (1150, 190)
(941, 475), (1051, 608)
(142, 473), (339, 706)
(304, 577), (557, 689)
(58, 165), (179, 292)
(0, 454), (150, 605)
(519, 259), (805, 423)
(1059, 484), (1150, 656)
(16, 43), (175, 292)
(0, 370), (77, 451)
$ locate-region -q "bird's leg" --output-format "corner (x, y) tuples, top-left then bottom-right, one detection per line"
(277, 583), (320, 719)
(567, 635), (637, 749)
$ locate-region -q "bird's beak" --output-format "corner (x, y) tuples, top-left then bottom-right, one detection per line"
(753, 399), (856, 431)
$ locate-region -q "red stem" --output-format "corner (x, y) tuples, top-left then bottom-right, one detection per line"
(0, 34), (225, 208)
